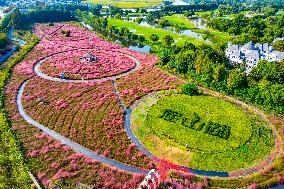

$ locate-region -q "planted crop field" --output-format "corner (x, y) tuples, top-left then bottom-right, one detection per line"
(4, 22), (284, 188)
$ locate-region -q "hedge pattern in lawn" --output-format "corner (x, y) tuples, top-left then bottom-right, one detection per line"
(160, 109), (231, 140)
(132, 92), (276, 171)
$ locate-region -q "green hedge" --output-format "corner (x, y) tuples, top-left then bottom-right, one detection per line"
(0, 35), (39, 188)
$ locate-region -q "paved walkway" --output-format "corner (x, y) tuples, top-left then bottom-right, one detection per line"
(17, 79), (148, 175)
(33, 49), (141, 83)
(112, 80), (229, 177)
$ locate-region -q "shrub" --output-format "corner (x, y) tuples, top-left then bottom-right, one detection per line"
(181, 83), (199, 96)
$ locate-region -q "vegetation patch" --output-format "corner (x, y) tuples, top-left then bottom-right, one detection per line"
(131, 91), (275, 171)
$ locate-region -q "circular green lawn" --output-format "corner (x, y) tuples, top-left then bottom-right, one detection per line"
(131, 91), (275, 172)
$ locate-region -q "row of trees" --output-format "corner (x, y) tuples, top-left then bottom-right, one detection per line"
(160, 42), (284, 115)
(208, 14), (284, 44)
(77, 11), (146, 43)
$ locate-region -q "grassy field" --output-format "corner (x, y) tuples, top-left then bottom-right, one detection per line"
(83, 0), (163, 8)
(108, 18), (206, 46)
(131, 91), (274, 171)
(163, 14), (233, 43)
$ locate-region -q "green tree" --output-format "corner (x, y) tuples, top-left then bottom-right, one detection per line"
(227, 69), (247, 91)
(174, 50), (196, 74)
(273, 40), (284, 52)
(0, 33), (9, 49)
(10, 9), (23, 29)
(149, 34), (159, 42)
(135, 17), (143, 24)
(181, 83), (199, 96)
(163, 35), (174, 46)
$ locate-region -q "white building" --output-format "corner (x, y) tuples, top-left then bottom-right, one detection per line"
(226, 41), (284, 74)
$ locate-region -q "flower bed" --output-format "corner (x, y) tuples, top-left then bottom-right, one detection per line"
(116, 66), (184, 106)
(41, 49), (136, 79)
(5, 23), (163, 187)
(19, 78), (152, 168)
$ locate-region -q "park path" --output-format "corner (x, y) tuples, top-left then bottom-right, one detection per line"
(17, 79), (148, 175)
(33, 49), (141, 83)
(111, 80), (229, 177)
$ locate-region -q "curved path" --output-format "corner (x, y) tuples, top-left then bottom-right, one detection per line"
(19, 51), (229, 177)
(19, 45), (277, 179)
(112, 81), (229, 177)
(33, 48), (141, 83)
(17, 79), (147, 175)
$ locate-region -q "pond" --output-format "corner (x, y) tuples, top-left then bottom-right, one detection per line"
(0, 47), (18, 64)
(123, 16), (211, 43)
(172, 0), (190, 6)
(128, 44), (151, 53)
(189, 16), (208, 29)
(81, 22), (152, 53)
(180, 29), (203, 40)
(115, 39), (151, 53)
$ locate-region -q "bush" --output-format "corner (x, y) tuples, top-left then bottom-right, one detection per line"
(181, 83), (199, 96)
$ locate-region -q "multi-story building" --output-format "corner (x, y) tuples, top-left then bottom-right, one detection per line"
(225, 41), (284, 74)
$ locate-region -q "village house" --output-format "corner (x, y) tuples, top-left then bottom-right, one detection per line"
(225, 41), (284, 74)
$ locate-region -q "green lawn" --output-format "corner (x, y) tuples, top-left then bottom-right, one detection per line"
(131, 91), (274, 172)
(108, 18), (206, 46)
(83, 0), (163, 8)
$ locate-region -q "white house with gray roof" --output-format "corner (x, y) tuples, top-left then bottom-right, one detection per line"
(225, 41), (284, 74)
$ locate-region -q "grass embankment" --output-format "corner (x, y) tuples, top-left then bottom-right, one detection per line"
(163, 14), (233, 43)
(132, 91), (275, 172)
(0, 34), (39, 188)
(108, 18), (206, 46)
(83, 0), (163, 8)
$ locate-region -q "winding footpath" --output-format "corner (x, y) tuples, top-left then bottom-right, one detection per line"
(16, 43), (280, 180)
(34, 49), (141, 83)
(112, 80), (229, 177)
(17, 79), (148, 175)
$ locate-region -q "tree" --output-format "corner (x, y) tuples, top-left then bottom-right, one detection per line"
(160, 49), (171, 65)
(163, 35), (174, 46)
(10, 8), (22, 29)
(137, 35), (145, 42)
(174, 50), (195, 74)
(227, 69), (247, 91)
(149, 34), (159, 42)
(114, 13), (122, 19)
(273, 40), (284, 52)
(0, 33), (9, 49)
(181, 83), (199, 96)
(213, 64), (226, 83)
(135, 17), (143, 24)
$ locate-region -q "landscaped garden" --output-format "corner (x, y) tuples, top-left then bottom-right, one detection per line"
(131, 91), (275, 171)
(3, 22), (284, 188)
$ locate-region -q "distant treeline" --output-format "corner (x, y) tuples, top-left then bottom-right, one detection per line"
(10, 5), (101, 29)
